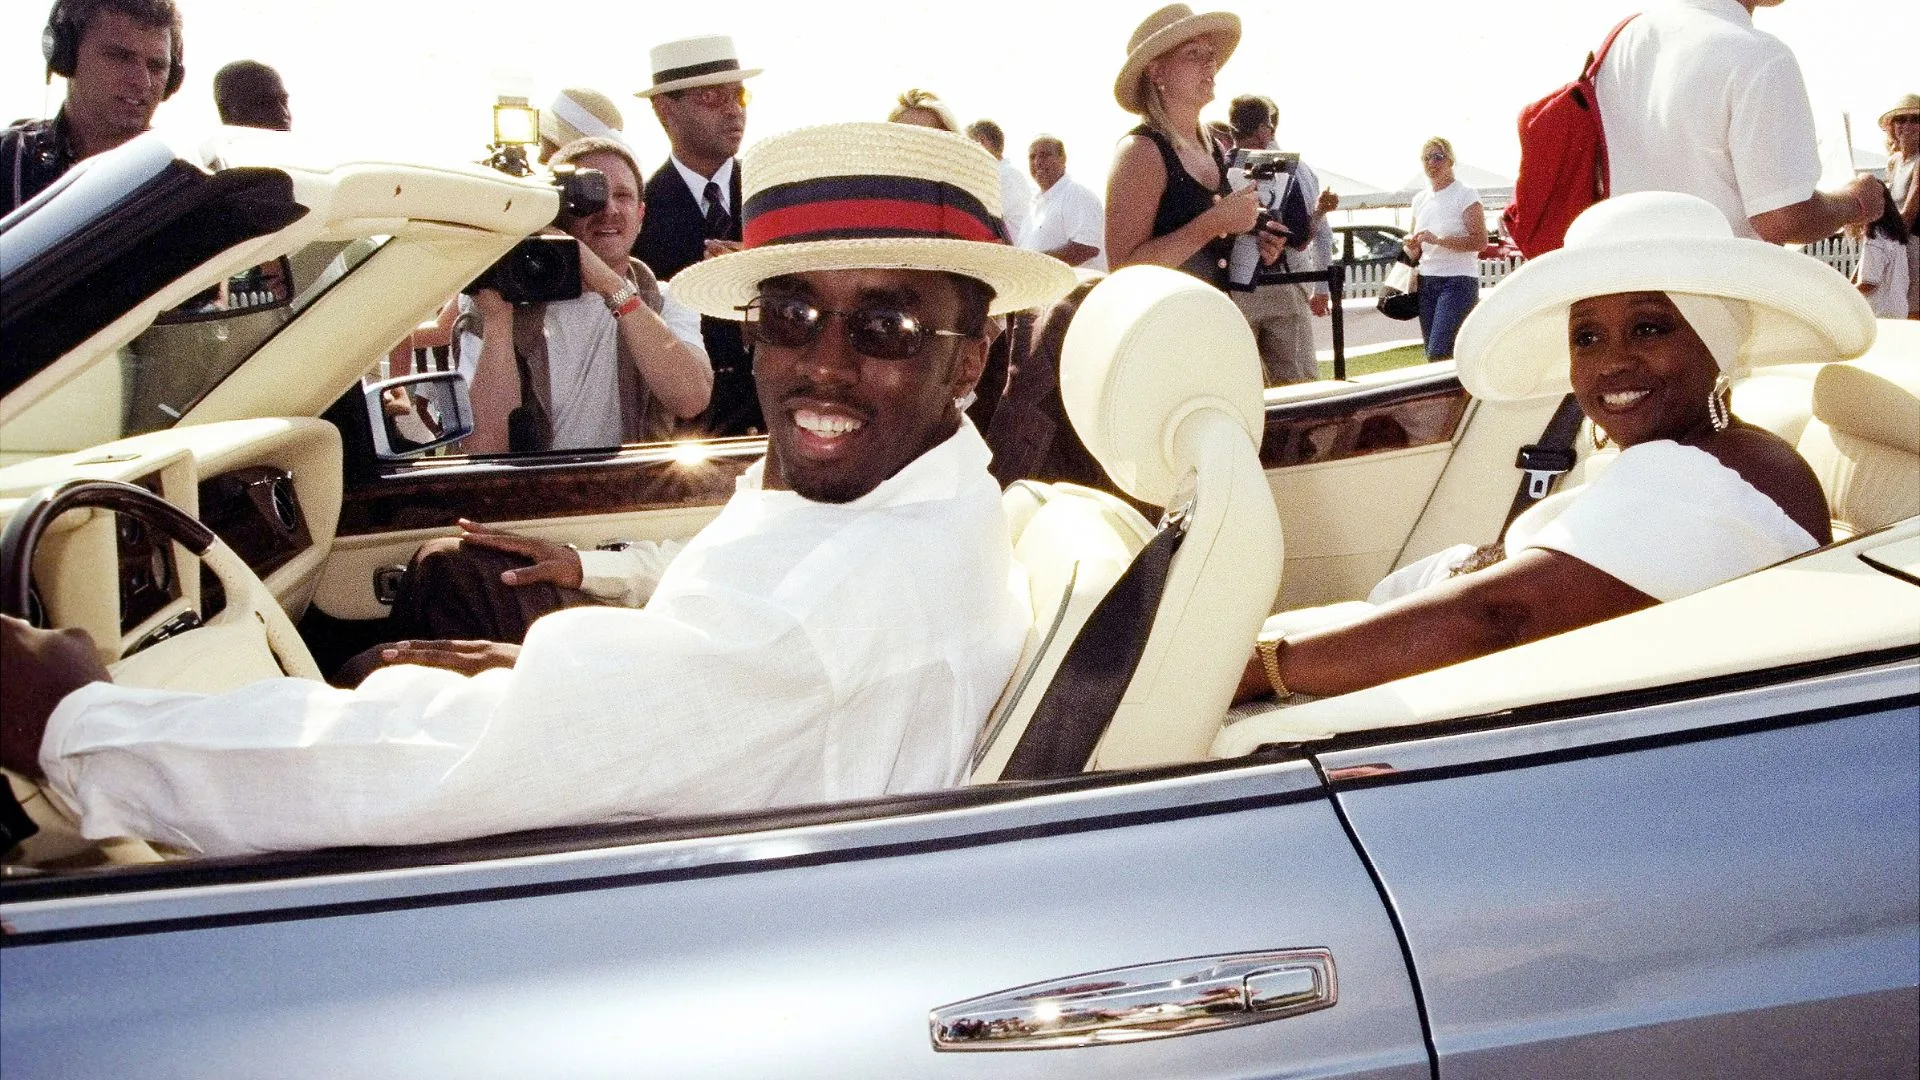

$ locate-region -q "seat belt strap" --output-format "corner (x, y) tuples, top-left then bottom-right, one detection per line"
(1504, 393), (1585, 532)
(1000, 504), (1191, 782)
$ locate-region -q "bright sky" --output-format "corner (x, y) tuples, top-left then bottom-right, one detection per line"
(2, 0), (1911, 198)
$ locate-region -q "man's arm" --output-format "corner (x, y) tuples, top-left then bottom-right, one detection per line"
(1042, 240), (1101, 268)
(462, 290), (521, 454)
(575, 246), (712, 420)
(0, 616), (110, 779)
(1750, 178), (1878, 246)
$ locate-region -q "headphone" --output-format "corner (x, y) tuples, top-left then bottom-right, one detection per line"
(42, 0), (185, 100)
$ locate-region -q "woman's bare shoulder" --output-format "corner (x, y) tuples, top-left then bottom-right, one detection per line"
(1693, 425), (1833, 543)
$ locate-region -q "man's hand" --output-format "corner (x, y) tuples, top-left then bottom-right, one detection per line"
(704, 239), (742, 260)
(377, 638), (520, 676)
(471, 286), (513, 323)
(1310, 294), (1331, 317)
(1316, 188), (1340, 215)
(1, 616), (109, 778)
(574, 236), (628, 300)
(456, 519), (583, 589)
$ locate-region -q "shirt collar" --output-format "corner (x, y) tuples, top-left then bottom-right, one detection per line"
(1674, 0), (1753, 25)
(671, 155), (736, 210)
(739, 417), (993, 510)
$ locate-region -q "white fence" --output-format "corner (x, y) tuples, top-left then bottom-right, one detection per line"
(1340, 236), (1862, 299)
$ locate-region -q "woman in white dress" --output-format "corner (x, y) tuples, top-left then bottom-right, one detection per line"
(1237, 191), (1877, 703)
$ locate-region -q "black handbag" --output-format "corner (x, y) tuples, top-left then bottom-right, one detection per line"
(1376, 247), (1420, 321)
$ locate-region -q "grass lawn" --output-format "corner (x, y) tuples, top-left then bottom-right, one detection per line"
(1317, 343), (1430, 380)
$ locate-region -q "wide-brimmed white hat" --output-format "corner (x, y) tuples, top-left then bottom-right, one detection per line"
(1114, 4), (1241, 114)
(540, 88), (624, 148)
(670, 122), (1079, 319)
(1455, 192), (1877, 402)
(633, 35), (762, 99)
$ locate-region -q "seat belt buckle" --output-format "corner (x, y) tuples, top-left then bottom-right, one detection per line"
(1515, 444), (1576, 501)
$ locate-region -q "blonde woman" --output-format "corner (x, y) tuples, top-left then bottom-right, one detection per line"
(1405, 135), (1485, 359)
(1104, 4), (1278, 285)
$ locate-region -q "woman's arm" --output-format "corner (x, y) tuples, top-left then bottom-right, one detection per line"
(1239, 548), (1654, 700)
(1416, 201), (1487, 253)
(1105, 135), (1261, 269)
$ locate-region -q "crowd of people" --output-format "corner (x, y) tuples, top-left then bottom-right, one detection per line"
(0, 0), (1912, 857)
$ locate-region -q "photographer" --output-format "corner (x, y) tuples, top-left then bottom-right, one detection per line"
(459, 137), (713, 453)
(1225, 95), (1333, 386)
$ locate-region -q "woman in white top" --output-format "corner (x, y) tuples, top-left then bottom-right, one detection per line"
(1852, 178), (1911, 320)
(1405, 136), (1486, 359)
(1237, 192), (1877, 703)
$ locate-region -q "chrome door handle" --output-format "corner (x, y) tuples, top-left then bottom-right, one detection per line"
(930, 949), (1335, 1051)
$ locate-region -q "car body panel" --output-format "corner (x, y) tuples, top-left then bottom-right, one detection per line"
(1327, 662), (1919, 1078)
(2, 761), (1430, 1079)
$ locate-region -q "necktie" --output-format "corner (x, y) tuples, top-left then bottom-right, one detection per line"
(703, 180), (730, 239)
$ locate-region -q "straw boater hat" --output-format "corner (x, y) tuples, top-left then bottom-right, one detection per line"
(1455, 192), (1876, 402)
(1880, 93), (1920, 134)
(670, 122), (1079, 319)
(632, 35), (762, 99)
(540, 88), (624, 149)
(1113, 4), (1241, 114)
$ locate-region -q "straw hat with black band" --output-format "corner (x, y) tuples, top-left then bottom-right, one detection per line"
(1880, 93), (1920, 135)
(633, 35), (762, 99)
(1113, 3), (1240, 114)
(1454, 192), (1876, 403)
(670, 122), (1079, 319)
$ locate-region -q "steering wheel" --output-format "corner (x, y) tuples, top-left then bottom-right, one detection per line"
(1, 479), (320, 864)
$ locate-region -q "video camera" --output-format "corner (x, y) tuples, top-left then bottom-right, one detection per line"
(464, 162), (611, 304)
(1226, 149), (1304, 291)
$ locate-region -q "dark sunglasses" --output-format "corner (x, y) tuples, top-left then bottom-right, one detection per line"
(673, 84), (751, 109)
(738, 296), (974, 360)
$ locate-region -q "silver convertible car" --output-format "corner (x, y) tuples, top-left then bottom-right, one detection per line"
(2, 132), (1916, 1079)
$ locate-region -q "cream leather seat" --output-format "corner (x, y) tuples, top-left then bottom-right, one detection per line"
(970, 266), (1283, 781)
(1795, 346), (1920, 539)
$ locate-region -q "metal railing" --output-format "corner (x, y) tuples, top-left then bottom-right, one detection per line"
(1338, 236), (1862, 300)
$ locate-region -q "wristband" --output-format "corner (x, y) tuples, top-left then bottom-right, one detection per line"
(604, 281), (640, 317)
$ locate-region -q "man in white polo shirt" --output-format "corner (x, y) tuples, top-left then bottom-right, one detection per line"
(1019, 135), (1106, 271)
(1596, 0), (1878, 244)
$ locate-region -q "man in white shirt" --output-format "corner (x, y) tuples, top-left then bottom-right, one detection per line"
(460, 137), (714, 454)
(0, 123), (1079, 857)
(1595, 0), (1879, 244)
(1019, 136), (1106, 272)
(1224, 95), (1335, 385)
(967, 119), (1037, 247)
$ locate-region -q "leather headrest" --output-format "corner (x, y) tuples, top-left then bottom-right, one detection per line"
(1058, 266), (1266, 504)
(1812, 355), (1920, 454)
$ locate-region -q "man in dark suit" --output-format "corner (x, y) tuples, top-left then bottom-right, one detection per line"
(633, 34), (761, 436)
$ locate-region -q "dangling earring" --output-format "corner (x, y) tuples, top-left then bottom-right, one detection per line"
(1590, 423), (1610, 450)
(1706, 373), (1732, 432)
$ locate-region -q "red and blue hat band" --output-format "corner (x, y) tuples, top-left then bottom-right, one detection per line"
(742, 175), (1009, 248)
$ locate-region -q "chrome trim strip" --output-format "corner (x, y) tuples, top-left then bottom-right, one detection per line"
(1317, 660), (1917, 783)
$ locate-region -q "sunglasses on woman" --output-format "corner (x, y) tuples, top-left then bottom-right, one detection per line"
(738, 296), (974, 360)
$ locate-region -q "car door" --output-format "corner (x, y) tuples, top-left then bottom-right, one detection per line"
(1325, 655), (1920, 1079)
(1, 759), (1430, 1079)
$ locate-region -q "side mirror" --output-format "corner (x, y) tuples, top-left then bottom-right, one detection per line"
(364, 371), (474, 458)
(154, 256), (296, 324)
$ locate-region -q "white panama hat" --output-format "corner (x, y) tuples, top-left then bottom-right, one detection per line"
(633, 35), (762, 99)
(1113, 4), (1241, 114)
(669, 122), (1079, 319)
(1455, 191), (1878, 402)
(540, 88), (624, 149)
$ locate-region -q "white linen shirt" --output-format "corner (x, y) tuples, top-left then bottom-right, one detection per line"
(1020, 175), (1107, 272)
(996, 158), (1036, 245)
(1596, 0), (1820, 239)
(41, 422), (1029, 856)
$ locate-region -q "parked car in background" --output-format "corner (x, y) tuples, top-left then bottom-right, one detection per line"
(2, 131), (1917, 1079)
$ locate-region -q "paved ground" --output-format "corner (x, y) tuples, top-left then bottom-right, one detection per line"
(1314, 298), (1422, 361)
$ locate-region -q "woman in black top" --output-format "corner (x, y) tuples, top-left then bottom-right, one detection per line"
(1105, 4), (1280, 283)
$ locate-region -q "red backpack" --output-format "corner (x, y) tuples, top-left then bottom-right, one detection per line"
(1501, 15), (1638, 258)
